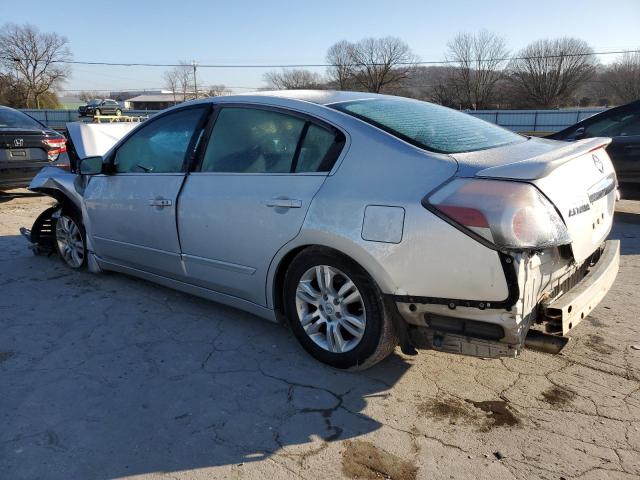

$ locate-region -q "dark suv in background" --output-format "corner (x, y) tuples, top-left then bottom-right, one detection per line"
(0, 106), (68, 189)
(78, 99), (123, 117)
(548, 100), (640, 185)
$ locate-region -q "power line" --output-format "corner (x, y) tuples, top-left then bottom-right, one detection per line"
(58, 85), (261, 92)
(2, 49), (638, 69)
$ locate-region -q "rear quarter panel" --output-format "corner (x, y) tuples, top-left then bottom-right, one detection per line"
(266, 120), (509, 306)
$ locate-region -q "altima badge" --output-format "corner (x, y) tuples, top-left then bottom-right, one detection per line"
(568, 203), (590, 217)
(592, 154), (604, 173)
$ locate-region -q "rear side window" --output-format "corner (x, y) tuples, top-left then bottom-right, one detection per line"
(0, 108), (43, 130)
(201, 107), (344, 173)
(295, 124), (338, 173)
(115, 107), (206, 173)
(331, 98), (524, 154)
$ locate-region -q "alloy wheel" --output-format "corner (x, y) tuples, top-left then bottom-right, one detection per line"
(55, 215), (85, 268)
(295, 265), (366, 353)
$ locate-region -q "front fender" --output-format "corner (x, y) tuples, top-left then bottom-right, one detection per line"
(28, 166), (85, 212)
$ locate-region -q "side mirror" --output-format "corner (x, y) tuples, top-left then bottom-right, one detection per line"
(79, 156), (104, 175)
(573, 126), (586, 140)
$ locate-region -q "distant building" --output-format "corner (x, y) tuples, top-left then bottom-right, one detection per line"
(124, 93), (183, 110)
(110, 90), (171, 102)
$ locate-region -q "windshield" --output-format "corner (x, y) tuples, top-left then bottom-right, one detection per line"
(331, 97), (525, 154)
(88, 99), (101, 106)
(0, 108), (43, 130)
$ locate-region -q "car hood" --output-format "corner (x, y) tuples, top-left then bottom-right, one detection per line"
(66, 122), (138, 158)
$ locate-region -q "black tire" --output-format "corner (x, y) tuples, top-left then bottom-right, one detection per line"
(115, 109), (122, 116)
(284, 247), (398, 370)
(54, 211), (87, 270)
(94, 109), (101, 116)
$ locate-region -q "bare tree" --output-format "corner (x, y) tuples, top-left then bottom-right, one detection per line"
(0, 23), (71, 108)
(445, 31), (508, 109)
(78, 90), (102, 102)
(603, 50), (640, 104)
(428, 67), (460, 107)
(507, 38), (597, 108)
(326, 40), (354, 90)
(263, 69), (323, 89)
(163, 61), (193, 102)
(206, 84), (232, 97)
(163, 69), (179, 102)
(347, 37), (418, 93)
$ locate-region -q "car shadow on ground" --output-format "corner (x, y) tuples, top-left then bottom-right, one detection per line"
(0, 234), (412, 479)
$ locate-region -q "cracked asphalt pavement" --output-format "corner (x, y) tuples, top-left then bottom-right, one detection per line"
(1, 191), (639, 480)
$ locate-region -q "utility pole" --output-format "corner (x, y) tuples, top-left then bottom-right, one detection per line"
(192, 60), (198, 99)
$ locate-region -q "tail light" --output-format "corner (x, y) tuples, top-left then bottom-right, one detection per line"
(43, 137), (67, 161)
(425, 178), (571, 250)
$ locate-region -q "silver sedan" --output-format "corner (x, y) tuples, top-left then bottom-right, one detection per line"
(29, 91), (620, 369)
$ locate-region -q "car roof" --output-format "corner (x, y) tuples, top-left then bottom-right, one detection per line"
(194, 90), (399, 108)
(246, 90), (388, 105)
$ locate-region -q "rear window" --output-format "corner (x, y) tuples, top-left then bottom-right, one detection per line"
(0, 108), (43, 130)
(331, 98), (525, 154)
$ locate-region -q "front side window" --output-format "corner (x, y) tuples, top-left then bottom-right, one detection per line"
(331, 97), (525, 154)
(115, 107), (206, 173)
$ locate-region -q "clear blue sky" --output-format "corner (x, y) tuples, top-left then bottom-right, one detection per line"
(9, 0), (640, 93)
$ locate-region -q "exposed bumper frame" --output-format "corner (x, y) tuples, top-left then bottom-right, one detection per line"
(541, 239), (620, 335)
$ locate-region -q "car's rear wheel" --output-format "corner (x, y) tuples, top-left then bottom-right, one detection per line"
(55, 212), (87, 269)
(115, 109), (122, 116)
(284, 248), (398, 370)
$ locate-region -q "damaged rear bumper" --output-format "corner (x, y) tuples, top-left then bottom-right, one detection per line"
(391, 240), (620, 359)
(539, 239), (620, 335)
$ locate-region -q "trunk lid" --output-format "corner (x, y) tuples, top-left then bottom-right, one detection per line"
(453, 137), (617, 263)
(0, 129), (49, 163)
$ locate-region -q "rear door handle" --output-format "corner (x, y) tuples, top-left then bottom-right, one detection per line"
(149, 198), (173, 207)
(265, 198), (302, 208)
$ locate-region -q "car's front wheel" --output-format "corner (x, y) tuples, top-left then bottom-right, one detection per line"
(284, 248), (398, 370)
(115, 109), (122, 116)
(94, 109), (101, 116)
(55, 212), (87, 269)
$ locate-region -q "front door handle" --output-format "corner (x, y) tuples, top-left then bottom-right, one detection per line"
(149, 198), (172, 207)
(265, 198), (302, 208)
